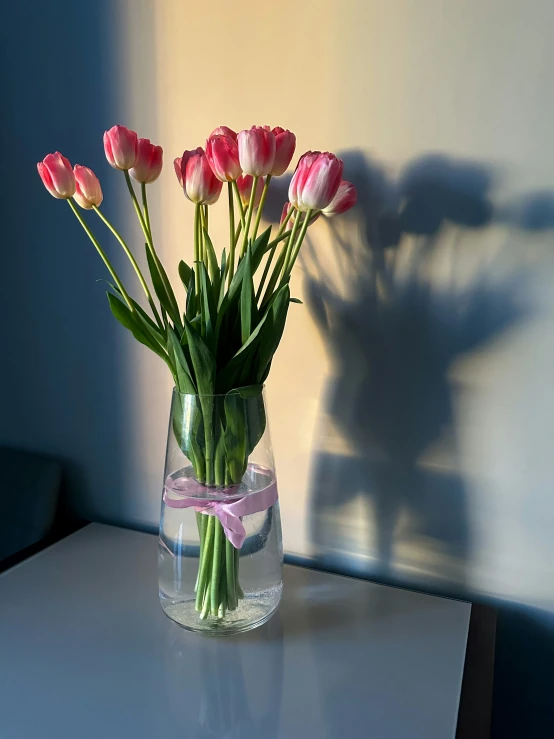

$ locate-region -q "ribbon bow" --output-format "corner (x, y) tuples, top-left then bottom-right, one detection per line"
(163, 471), (278, 549)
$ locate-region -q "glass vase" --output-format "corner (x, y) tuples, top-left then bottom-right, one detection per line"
(159, 387), (283, 635)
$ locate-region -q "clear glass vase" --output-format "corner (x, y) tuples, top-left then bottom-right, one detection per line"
(159, 387), (283, 635)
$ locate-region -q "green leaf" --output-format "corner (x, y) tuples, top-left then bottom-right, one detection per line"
(240, 243), (254, 344)
(218, 249), (227, 308)
(167, 328), (197, 394)
(145, 245), (181, 328)
(186, 269), (196, 321)
(107, 293), (168, 364)
(105, 281), (163, 339)
(223, 392), (248, 483)
(216, 284), (289, 392)
(183, 315), (216, 397)
(290, 297), (303, 304)
(234, 384), (264, 398)
(227, 227), (271, 303)
(203, 229), (219, 284)
(198, 262), (216, 352)
(255, 283), (290, 383)
(244, 389), (266, 453)
(178, 260), (192, 290)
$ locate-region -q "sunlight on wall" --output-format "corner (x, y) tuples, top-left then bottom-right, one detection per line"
(110, 0), (554, 614)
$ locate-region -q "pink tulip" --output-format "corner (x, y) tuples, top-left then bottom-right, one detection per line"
(37, 152), (75, 199)
(270, 127), (296, 176)
(103, 125), (138, 170)
(73, 165), (103, 209)
(280, 202), (295, 229)
(205, 134), (242, 182)
(210, 125), (237, 141)
(236, 174), (265, 207)
(237, 126), (276, 177)
(129, 138), (163, 183)
(289, 151), (344, 211)
(175, 147), (223, 205)
(322, 180), (357, 216)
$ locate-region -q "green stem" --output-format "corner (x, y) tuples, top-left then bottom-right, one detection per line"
(251, 174), (271, 242)
(92, 206), (163, 329)
(195, 514), (215, 611)
(260, 242), (289, 309)
(210, 519), (224, 615)
(125, 172), (180, 326)
(141, 182), (151, 237)
(282, 208), (313, 283)
(239, 176), (259, 259)
(280, 209), (303, 280)
(200, 205), (208, 270)
(68, 200), (134, 312)
(232, 181), (246, 229)
(226, 539), (238, 610)
(235, 546), (243, 599)
(227, 183), (236, 287)
(194, 204), (201, 296)
(256, 218), (288, 302)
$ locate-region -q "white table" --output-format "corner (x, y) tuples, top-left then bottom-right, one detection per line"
(0, 524), (473, 738)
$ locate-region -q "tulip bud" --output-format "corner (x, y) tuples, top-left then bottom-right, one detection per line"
(205, 134), (242, 182)
(236, 175), (265, 207)
(322, 180), (357, 216)
(270, 127), (296, 176)
(73, 165), (103, 209)
(37, 152), (76, 199)
(237, 126), (276, 177)
(289, 151), (344, 212)
(175, 147), (223, 205)
(129, 138), (163, 184)
(280, 202), (295, 230)
(103, 125), (138, 170)
(210, 125), (237, 141)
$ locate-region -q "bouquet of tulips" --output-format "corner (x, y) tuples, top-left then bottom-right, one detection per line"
(38, 123), (356, 618)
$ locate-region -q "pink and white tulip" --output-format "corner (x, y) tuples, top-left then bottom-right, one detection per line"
(129, 138), (163, 184)
(322, 180), (357, 216)
(237, 126), (276, 177)
(37, 152), (75, 199)
(210, 125), (237, 141)
(205, 134), (242, 182)
(270, 127), (296, 176)
(175, 148), (223, 205)
(289, 151), (344, 212)
(103, 125), (138, 171)
(73, 165), (103, 209)
(236, 175), (265, 208)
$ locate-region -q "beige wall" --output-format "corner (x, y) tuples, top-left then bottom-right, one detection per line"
(103, 0), (554, 613)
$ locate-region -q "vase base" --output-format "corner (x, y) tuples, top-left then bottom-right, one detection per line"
(160, 586), (282, 636)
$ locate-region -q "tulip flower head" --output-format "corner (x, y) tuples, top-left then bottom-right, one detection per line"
(37, 152), (76, 199)
(103, 125), (138, 171)
(270, 127), (296, 176)
(236, 174), (265, 208)
(130, 138), (163, 184)
(322, 180), (357, 217)
(73, 165), (103, 209)
(176, 147), (223, 205)
(205, 134), (242, 182)
(289, 151), (344, 212)
(237, 126), (276, 177)
(210, 126), (237, 141)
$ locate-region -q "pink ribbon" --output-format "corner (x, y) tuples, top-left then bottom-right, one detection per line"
(163, 469), (278, 549)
